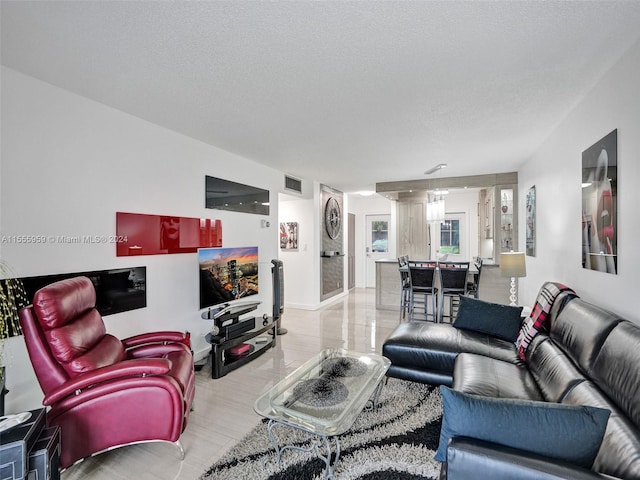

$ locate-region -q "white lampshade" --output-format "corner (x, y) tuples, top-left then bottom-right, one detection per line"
(500, 251), (526, 278)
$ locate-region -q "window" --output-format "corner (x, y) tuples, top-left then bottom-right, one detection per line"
(440, 220), (460, 254)
(371, 220), (389, 252)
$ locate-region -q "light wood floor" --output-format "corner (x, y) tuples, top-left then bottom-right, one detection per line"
(61, 272), (508, 480)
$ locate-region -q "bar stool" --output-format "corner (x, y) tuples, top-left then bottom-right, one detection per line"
(398, 255), (411, 320)
(466, 258), (483, 299)
(407, 261), (439, 322)
(439, 261), (470, 322)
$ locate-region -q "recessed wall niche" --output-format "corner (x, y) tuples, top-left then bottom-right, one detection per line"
(320, 185), (344, 301)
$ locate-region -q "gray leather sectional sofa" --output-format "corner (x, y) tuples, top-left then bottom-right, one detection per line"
(382, 291), (640, 479)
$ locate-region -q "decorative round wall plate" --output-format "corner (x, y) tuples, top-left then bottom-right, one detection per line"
(324, 197), (342, 239)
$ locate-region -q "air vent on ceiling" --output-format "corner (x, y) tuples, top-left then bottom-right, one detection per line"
(284, 175), (302, 193)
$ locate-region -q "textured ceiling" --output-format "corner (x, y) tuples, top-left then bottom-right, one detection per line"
(3, 1), (640, 193)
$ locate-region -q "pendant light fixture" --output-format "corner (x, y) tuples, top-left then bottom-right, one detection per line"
(425, 164), (447, 223)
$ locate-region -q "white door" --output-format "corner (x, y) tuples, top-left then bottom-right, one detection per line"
(365, 214), (391, 288)
(433, 212), (467, 261)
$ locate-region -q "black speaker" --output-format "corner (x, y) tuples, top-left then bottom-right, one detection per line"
(271, 259), (287, 335)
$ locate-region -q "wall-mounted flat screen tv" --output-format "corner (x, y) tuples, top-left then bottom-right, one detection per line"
(205, 176), (270, 215)
(198, 246), (259, 309)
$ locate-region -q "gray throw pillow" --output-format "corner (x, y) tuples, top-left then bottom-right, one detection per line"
(453, 296), (523, 342)
(435, 386), (611, 467)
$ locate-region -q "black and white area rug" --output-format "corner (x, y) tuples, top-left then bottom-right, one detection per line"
(200, 378), (443, 480)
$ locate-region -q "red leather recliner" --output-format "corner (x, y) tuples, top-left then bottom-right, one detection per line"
(19, 276), (195, 468)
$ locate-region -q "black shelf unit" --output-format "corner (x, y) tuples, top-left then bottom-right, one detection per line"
(0, 408), (61, 480)
(207, 317), (277, 379)
(321, 251), (344, 257)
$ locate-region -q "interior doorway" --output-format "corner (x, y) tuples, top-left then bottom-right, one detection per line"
(365, 214), (391, 288)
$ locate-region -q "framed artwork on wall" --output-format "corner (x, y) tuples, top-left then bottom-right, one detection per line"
(280, 222), (298, 250)
(581, 129), (617, 274)
(525, 186), (536, 257)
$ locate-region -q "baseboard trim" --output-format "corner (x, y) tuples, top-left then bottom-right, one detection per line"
(286, 291), (349, 311)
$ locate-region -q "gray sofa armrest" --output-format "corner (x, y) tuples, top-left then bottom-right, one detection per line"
(445, 438), (617, 480)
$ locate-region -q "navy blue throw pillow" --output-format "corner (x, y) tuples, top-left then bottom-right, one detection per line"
(453, 296), (523, 342)
(435, 386), (610, 467)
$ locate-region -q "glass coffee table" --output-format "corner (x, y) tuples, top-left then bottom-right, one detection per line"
(254, 348), (391, 479)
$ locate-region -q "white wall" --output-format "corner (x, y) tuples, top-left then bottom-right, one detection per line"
(0, 67), (285, 411)
(518, 38), (640, 321)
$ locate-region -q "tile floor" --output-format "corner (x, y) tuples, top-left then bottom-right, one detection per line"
(61, 271), (508, 480)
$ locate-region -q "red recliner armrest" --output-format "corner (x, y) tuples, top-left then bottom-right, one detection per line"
(43, 358), (171, 405)
(126, 342), (191, 359)
(122, 331), (190, 348)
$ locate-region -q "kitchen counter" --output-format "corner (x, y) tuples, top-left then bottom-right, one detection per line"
(375, 259), (401, 311)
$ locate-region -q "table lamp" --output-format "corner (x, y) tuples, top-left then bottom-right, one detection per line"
(500, 251), (526, 306)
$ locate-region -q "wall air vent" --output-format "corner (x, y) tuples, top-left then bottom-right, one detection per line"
(284, 175), (302, 193)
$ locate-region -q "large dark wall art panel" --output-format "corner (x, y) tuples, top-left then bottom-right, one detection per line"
(116, 212), (222, 256)
(2, 267), (148, 338)
(320, 185), (344, 301)
(23, 266), (146, 317)
(205, 176), (270, 215)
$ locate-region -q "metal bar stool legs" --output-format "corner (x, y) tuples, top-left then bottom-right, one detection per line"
(400, 282), (411, 320)
(441, 293), (462, 323)
(409, 289), (438, 322)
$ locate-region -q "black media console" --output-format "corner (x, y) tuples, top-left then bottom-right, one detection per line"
(202, 258), (286, 379)
(203, 301), (277, 379)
